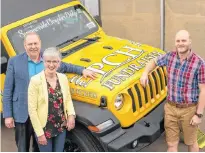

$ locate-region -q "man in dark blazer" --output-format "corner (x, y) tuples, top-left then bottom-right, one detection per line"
(3, 32), (96, 152)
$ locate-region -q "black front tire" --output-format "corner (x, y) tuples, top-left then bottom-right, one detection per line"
(64, 125), (104, 152)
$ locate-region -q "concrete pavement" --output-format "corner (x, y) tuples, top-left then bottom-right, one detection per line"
(1, 124), (205, 152)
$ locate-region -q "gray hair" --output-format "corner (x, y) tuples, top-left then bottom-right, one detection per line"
(43, 47), (62, 59)
(24, 32), (41, 43)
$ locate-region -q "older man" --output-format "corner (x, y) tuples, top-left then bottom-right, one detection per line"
(140, 30), (205, 152)
(3, 32), (96, 152)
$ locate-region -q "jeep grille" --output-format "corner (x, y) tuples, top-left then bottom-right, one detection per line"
(128, 66), (167, 113)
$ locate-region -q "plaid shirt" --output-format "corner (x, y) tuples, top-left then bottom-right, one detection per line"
(156, 51), (205, 104)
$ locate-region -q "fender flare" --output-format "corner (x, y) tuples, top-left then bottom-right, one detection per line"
(73, 100), (120, 136)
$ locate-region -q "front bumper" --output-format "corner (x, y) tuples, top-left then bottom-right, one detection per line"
(99, 99), (166, 151)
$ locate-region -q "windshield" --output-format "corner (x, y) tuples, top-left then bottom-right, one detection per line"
(7, 4), (99, 53)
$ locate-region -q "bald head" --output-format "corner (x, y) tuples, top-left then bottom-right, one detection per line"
(175, 30), (191, 40)
(175, 30), (192, 54)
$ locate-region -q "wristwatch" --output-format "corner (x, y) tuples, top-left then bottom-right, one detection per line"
(195, 112), (203, 118)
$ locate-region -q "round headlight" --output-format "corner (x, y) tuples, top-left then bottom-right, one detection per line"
(114, 94), (124, 110)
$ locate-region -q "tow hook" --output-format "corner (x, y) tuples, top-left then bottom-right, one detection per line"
(144, 121), (150, 127)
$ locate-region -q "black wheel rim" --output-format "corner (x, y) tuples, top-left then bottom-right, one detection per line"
(64, 138), (82, 152)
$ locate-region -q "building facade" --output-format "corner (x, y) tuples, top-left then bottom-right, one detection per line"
(100, 0), (205, 59)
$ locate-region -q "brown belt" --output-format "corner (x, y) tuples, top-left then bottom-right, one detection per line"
(167, 101), (197, 108)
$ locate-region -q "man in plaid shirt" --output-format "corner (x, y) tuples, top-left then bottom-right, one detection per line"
(140, 30), (205, 152)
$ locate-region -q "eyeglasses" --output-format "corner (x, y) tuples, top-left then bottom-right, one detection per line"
(45, 60), (59, 64)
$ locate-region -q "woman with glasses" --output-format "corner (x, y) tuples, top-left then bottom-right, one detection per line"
(28, 47), (75, 152)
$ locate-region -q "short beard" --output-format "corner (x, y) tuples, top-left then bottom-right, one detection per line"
(177, 48), (190, 55)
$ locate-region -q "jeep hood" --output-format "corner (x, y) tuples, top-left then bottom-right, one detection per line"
(62, 36), (165, 106)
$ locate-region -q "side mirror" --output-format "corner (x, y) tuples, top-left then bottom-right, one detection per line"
(1, 56), (8, 74)
(94, 16), (102, 27)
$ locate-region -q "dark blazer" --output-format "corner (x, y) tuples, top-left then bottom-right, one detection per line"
(3, 52), (83, 123)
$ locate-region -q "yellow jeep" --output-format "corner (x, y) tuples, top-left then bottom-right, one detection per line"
(1, 0), (169, 151)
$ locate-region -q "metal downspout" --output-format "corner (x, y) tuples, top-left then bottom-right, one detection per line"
(160, 0), (165, 51)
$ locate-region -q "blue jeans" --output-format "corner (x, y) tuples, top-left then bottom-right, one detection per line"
(36, 130), (66, 152)
(15, 118), (39, 152)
